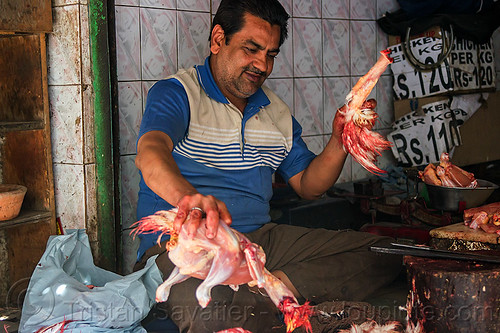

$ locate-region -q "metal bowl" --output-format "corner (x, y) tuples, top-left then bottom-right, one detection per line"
(425, 179), (499, 212)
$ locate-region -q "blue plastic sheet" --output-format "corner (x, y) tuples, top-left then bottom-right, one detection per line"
(19, 230), (162, 333)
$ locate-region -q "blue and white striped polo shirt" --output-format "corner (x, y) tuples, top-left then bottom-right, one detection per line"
(136, 56), (315, 259)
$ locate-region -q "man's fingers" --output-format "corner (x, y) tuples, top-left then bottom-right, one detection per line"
(173, 194), (232, 239)
(205, 210), (218, 239)
(186, 216), (201, 238)
(173, 207), (188, 233)
(217, 201), (232, 226)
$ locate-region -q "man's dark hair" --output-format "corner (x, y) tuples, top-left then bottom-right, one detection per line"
(210, 0), (290, 47)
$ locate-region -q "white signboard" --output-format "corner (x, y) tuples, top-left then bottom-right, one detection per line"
(388, 37), (495, 100)
(388, 94), (485, 167)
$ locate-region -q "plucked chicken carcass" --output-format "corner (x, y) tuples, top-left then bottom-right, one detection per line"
(132, 209), (313, 333)
(339, 50), (393, 175)
(464, 202), (500, 234)
(419, 152), (477, 188)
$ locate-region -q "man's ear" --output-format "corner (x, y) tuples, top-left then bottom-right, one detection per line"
(210, 24), (225, 55)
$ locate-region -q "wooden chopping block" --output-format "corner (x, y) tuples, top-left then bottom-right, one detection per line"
(429, 223), (500, 251)
(405, 256), (500, 333)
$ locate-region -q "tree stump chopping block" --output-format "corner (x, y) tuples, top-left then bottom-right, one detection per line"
(405, 256), (500, 333)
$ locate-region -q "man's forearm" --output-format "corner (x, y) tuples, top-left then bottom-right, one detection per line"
(136, 134), (198, 207)
(294, 136), (347, 200)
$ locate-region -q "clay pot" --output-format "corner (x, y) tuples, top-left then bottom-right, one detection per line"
(0, 184), (27, 221)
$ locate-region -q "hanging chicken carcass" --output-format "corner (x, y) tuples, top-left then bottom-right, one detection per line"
(339, 50), (393, 175)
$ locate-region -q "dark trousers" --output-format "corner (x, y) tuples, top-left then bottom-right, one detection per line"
(134, 223), (402, 332)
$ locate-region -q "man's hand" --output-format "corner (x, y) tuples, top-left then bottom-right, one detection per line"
(174, 193), (232, 239)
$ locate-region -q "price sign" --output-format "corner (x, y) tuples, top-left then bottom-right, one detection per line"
(450, 39), (495, 91)
(388, 94), (484, 167)
(388, 37), (495, 100)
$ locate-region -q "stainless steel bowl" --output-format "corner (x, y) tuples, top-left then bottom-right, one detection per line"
(425, 179), (499, 212)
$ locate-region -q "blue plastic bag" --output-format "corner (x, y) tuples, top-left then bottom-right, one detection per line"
(19, 230), (162, 333)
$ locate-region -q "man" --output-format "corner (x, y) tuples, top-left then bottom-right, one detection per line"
(134, 0), (401, 331)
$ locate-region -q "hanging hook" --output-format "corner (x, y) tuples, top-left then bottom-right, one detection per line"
(402, 25), (455, 71)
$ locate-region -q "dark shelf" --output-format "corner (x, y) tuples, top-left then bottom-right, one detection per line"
(0, 210), (52, 230)
(0, 121), (44, 133)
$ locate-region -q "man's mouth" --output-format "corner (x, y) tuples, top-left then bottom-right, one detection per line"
(245, 71), (262, 83)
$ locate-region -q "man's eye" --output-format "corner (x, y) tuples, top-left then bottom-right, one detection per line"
(245, 47), (257, 53)
(268, 54), (278, 59)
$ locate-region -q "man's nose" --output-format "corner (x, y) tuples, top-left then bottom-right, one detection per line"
(253, 52), (270, 73)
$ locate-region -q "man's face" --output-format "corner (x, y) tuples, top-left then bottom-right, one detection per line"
(210, 13), (281, 105)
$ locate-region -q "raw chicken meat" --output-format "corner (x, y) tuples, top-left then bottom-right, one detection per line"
(339, 50), (393, 175)
(132, 209), (313, 333)
(464, 202), (500, 234)
(419, 152), (477, 188)
(216, 328), (253, 333)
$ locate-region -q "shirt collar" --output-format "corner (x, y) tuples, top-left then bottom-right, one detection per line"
(195, 56), (270, 109)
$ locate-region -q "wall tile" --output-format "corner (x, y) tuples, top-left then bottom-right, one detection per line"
(293, 18), (322, 77)
(116, 6), (141, 81)
(351, 155), (373, 181)
(120, 155), (141, 274)
(350, 20), (377, 76)
(280, 0), (293, 17)
(293, 0), (321, 18)
(120, 155), (141, 229)
(53, 0), (79, 6)
(52, 0), (81, 7)
(322, 0), (349, 19)
(142, 81), (156, 111)
(53, 163), (86, 230)
(212, 0), (222, 13)
(49, 85), (83, 164)
(374, 75), (394, 130)
(303, 135), (324, 155)
(178, 0), (210, 11)
(351, 129), (395, 181)
(141, 8), (177, 80)
(140, 0), (176, 9)
(270, 34), (293, 78)
(80, 4), (92, 85)
(122, 231), (140, 274)
(118, 82), (143, 155)
(323, 76), (350, 133)
(47, 5), (81, 85)
(116, 0), (139, 5)
(377, 0), (400, 18)
(294, 78), (323, 135)
(336, 154), (352, 184)
(265, 79), (294, 114)
(377, 22), (390, 55)
(83, 84), (95, 164)
(177, 11), (211, 69)
(84, 163), (98, 243)
(350, 0), (376, 19)
(322, 19), (350, 76)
